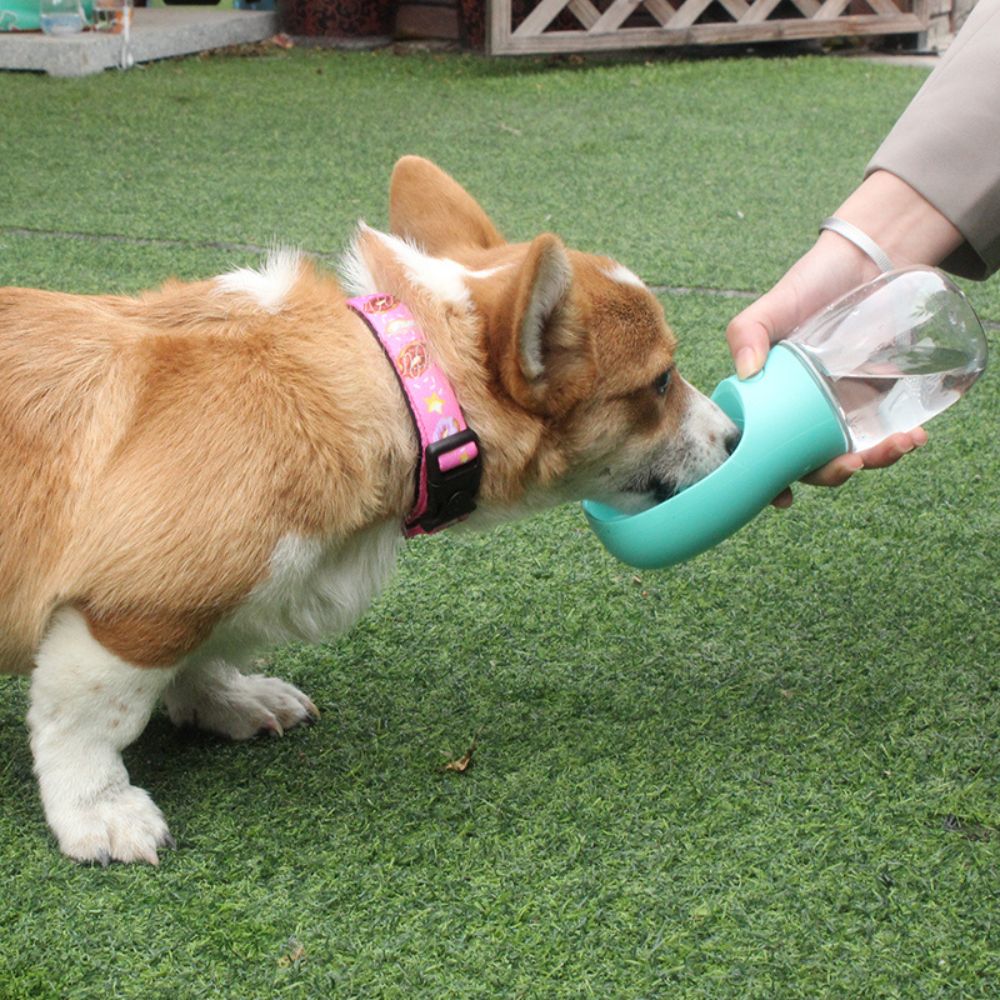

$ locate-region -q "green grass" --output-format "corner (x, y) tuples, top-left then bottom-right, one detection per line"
(1, 45), (998, 999)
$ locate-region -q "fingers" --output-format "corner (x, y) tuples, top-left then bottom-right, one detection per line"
(727, 237), (881, 381)
(726, 309), (772, 380)
(801, 430), (927, 488)
(771, 456), (861, 506)
(854, 428), (928, 468)
(772, 429), (927, 506)
(771, 488), (794, 509)
(726, 275), (808, 380)
(801, 453), (865, 488)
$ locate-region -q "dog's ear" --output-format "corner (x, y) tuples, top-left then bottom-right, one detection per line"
(486, 234), (594, 417)
(389, 156), (505, 255)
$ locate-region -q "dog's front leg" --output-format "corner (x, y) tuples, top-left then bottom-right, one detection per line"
(27, 608), (178, 866)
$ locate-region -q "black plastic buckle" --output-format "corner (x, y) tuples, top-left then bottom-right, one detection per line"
(410, 428), (482, 534)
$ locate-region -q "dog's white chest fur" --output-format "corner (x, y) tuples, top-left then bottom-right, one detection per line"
(195, 523), (404, 666)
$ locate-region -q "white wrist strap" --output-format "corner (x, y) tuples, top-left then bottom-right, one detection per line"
(819, 216), (894, 273)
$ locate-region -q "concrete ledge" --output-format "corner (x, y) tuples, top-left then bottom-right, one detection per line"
(0, 8), (279, 77)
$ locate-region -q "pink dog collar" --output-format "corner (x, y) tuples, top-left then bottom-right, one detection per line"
(348, 293), (482, 537)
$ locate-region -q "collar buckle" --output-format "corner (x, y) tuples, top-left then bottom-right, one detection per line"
(407, 429), (482, 536)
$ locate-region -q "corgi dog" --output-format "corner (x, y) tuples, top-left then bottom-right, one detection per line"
(0, 157), (737, 865)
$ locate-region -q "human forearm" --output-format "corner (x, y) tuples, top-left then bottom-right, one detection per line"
(831, 170), (964, 272)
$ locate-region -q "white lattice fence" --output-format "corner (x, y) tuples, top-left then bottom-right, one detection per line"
(487, 0), (929, 53)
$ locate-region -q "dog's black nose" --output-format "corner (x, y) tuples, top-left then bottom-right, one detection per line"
(724, 430), (741, 456)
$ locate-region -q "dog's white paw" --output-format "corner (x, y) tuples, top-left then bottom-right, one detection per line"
(49, 784), (173, 867)
(166, 666), (319, 741)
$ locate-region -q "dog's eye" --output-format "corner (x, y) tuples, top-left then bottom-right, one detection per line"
(653, 368), (673, 396)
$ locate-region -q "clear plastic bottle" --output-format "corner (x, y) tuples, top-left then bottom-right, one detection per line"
(782, 267), (988, 451)
(40, 0), (86, 34)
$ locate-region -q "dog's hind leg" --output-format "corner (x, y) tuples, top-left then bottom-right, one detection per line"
(163, 658), (319, 741)
(27, 608), (179, 866)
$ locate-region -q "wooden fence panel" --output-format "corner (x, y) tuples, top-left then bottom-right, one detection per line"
(487, 0), (929, 54)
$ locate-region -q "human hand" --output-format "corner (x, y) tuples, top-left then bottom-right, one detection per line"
(726, 231), (927, 506)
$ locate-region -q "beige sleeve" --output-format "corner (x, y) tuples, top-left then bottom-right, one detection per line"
(866, 0), (1000, 279)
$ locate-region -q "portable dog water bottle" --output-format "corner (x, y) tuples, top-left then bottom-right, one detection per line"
(584, 267), (988, 569)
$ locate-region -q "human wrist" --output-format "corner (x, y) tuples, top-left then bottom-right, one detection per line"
(832, 170), (963, 270)
(819, 217), (893, 274)
(795, 231), (882, 316)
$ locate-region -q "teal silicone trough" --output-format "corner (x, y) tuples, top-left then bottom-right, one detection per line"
(582, 344), (850, 570)
(1, 0), (94, 31)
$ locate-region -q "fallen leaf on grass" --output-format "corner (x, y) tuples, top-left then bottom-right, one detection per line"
(277, 939), (306, 967)
(443, 735), (479, 773)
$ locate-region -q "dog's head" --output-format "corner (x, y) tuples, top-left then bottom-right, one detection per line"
(345, 156), (738, 521)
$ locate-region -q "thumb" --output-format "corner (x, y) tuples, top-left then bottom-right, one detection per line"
(726, 307), (772, 379)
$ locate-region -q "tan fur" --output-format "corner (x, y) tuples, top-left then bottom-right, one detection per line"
(1, 156), (728, 674)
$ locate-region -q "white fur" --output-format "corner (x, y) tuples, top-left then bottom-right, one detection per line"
(216, 248), (302, 313)
(381, 229), (470, 303)
(339, 227), (379, 297)
(164, 523), (401, 738)
(673, 377), (738, 489)
(27, 608), (179, 865)
(341, 224), (506, 304)
(605, 263), (646, 290)
(193, 523), (402, 661)
(164, 664), (317, 741)
(26, 525), (402, 863)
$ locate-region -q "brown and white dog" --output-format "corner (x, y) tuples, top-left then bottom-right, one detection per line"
(0, 157), (736, 865)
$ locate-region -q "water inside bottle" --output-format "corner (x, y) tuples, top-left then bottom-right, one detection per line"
(40, 11), (86, 33)
(785, 268), (987, 453)
(822, 341), (983, 451)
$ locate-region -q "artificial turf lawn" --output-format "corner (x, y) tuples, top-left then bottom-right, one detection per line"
(0, 45), (997, 999)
